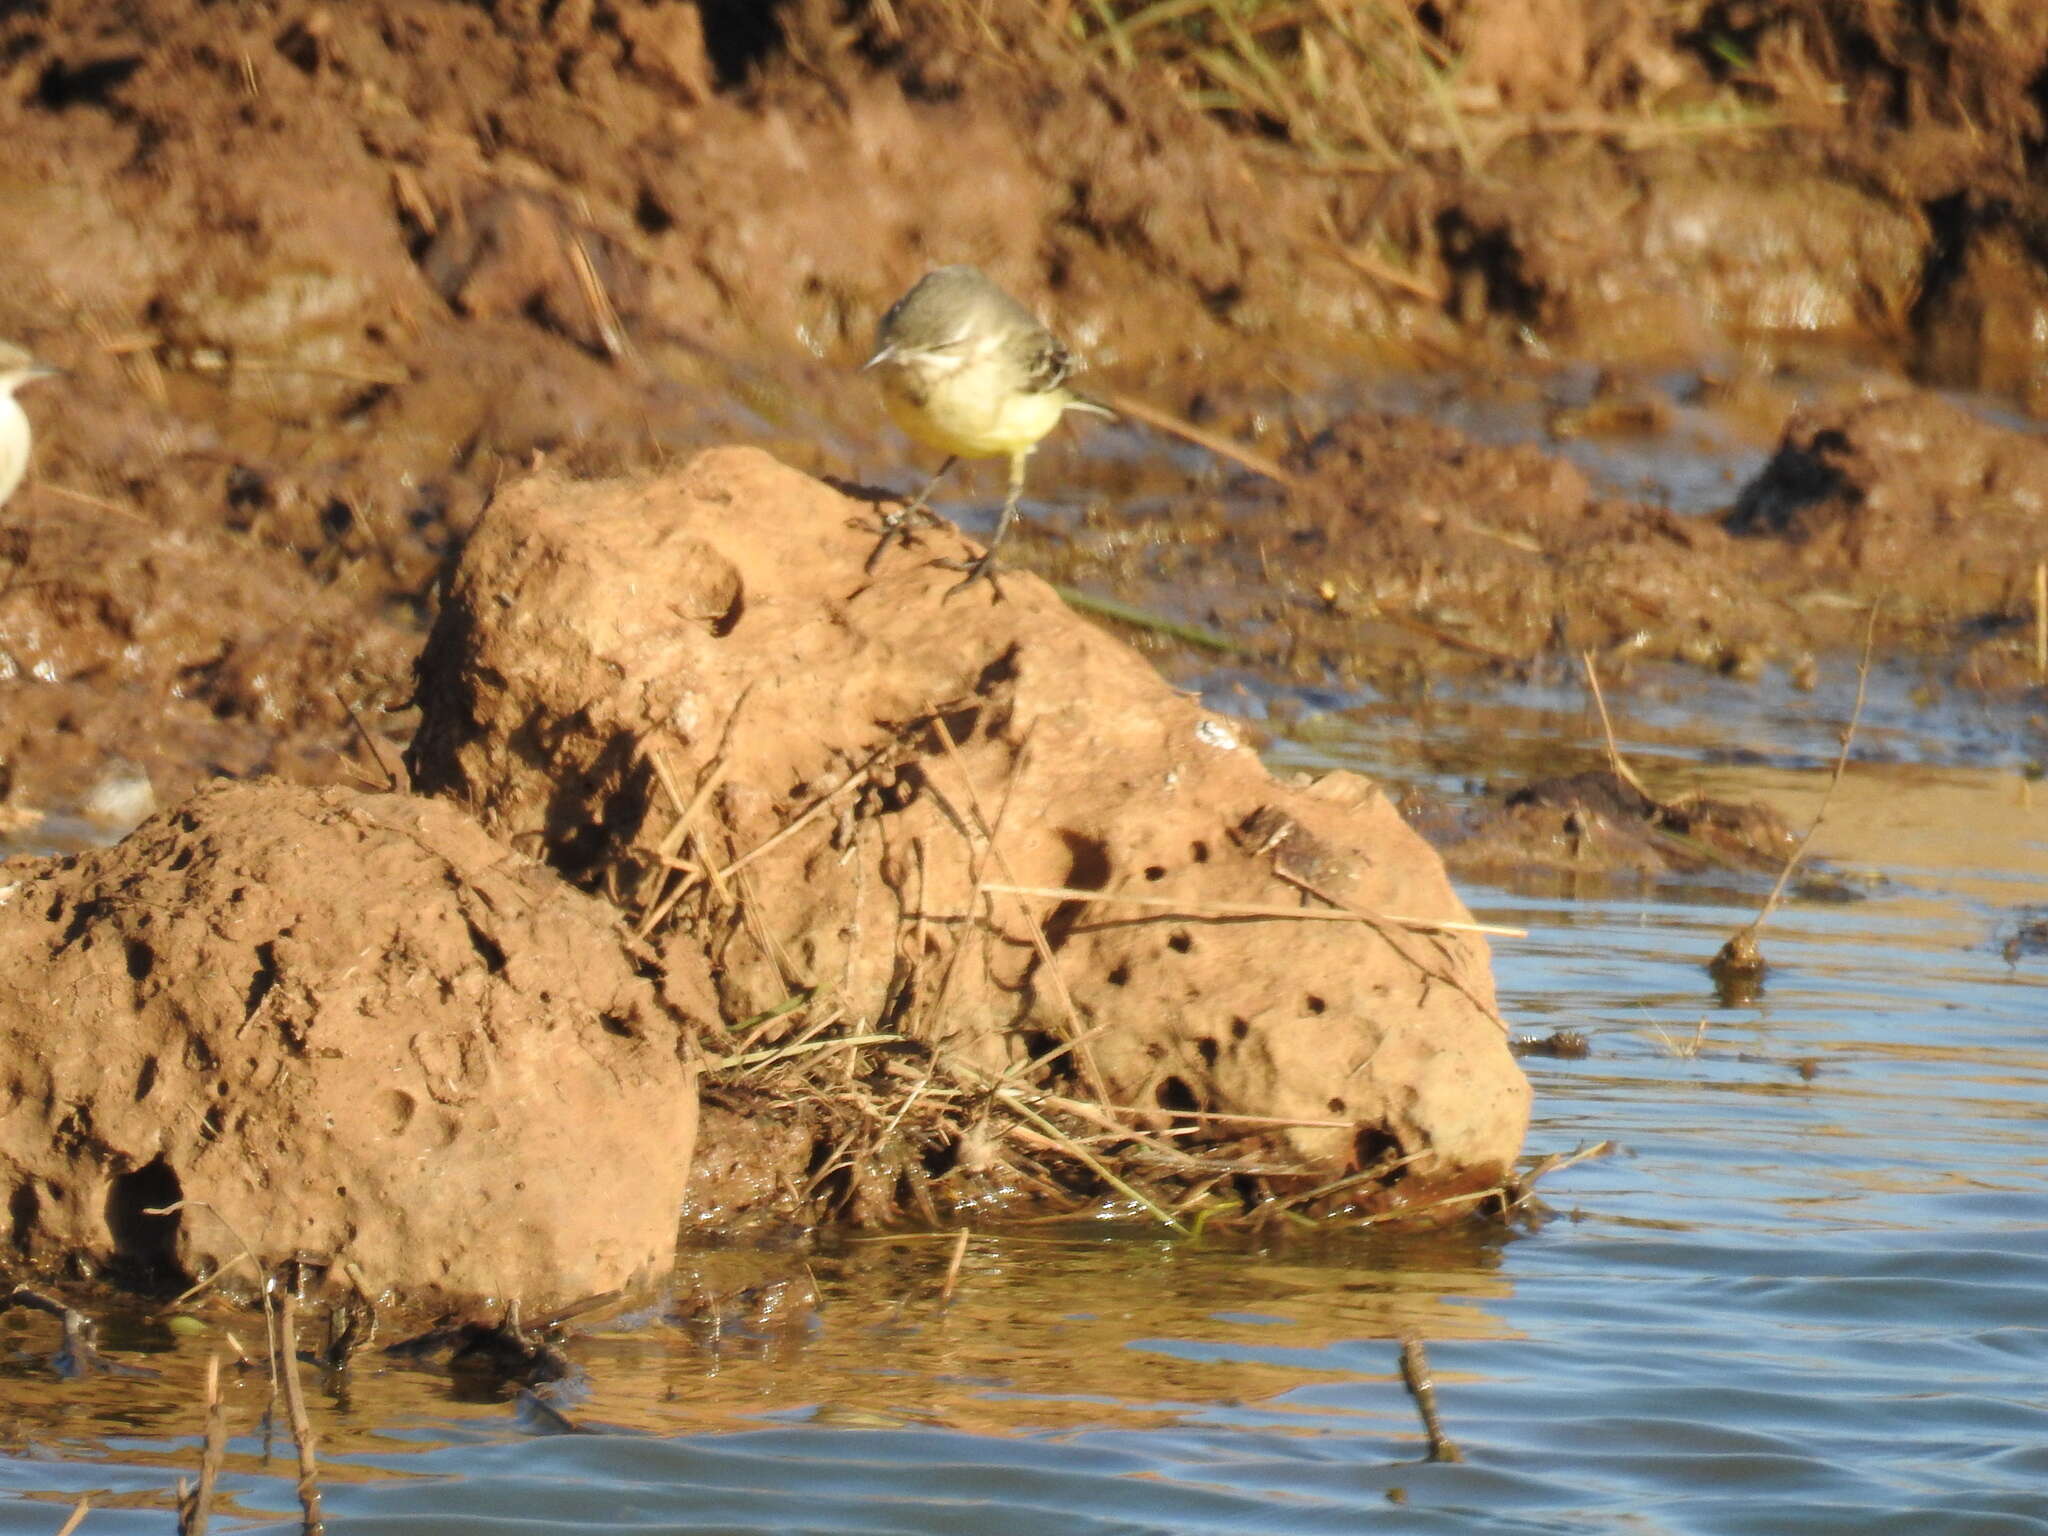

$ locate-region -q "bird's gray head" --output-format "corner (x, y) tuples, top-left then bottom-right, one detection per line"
(0, 341), (60, 397)
(866, 265), (1039, 371)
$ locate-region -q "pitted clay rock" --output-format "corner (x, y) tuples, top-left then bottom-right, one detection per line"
(409, 448), (1529, 1200)
(0, 782), (695, 1309)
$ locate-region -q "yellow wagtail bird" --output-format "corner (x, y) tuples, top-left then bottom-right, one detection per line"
(0, 342), (60, 509)
(863, 265), (1111, 597)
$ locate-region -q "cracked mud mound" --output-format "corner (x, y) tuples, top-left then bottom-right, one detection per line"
(0, 781), (696, 1311)
(407, 448), (1531, 1218)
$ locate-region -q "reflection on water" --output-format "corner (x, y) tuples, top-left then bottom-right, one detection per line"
(7, 681), (2048, 1533)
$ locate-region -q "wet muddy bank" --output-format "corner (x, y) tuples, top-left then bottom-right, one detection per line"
(3, 1), (2048, 824)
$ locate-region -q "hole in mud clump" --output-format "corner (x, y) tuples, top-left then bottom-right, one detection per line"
(200, 1105), (228, 1142)
(974, 644), (1021, 695)
(1106, 962), (1130, 987)
(633, 186), (675, 236)
(124, 938), (153, 981)
(104, 1157), (184, 1286)
(168, 844), (193, 872)
(463, 917), (507, 974)
(1143, 865), (1166, 882)
(320, 499), (355, 539)
(36, 53), (144, 111)
(709, 586), (744, 637)
(57, 897), (104, 950)
(1191, 841), (1210, 863)
(1435, 207), (1543, 325)
(1047, 831), (1111, 951)
(597, 1012), (638, 1039)
(245, 941), (279, 1018)
(1019, 1029), (1060, 1068)
(1230, 1017), (1250, 1041)
(1353, 1127), (1401, 1172)
(1155, 1076), (1199, 1116)
(9, 1182), (38, 1257)
(1167, 931), (1192, 954)
(933, 705), (981, 747)
(545, 731), (653, 882)
(1305, 994), (1326, 1015)
(274, 19), (322, 75)
(133, 1056), (159, 1102)
(225, 465), (270, 514)
(699, 0), (792, 83)
(1195, 1036), (1218, 1068)
(1328, 1097), (1347, 1115)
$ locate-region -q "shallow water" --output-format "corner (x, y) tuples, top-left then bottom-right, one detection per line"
(6, 678), (2046, 1533)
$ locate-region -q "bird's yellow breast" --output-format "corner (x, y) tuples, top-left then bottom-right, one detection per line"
(880, 367), (1072, 461)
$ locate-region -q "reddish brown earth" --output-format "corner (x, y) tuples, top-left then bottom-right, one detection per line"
(0, 0), (2044, 826)
(0, 781), (697, 1311)
(408, 450), (1530, 1223)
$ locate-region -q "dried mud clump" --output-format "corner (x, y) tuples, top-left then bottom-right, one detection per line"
(408, 448), (1531, 1224)
(1725, 392), (2048, 623)
(1415, 769), (1802, 888)
(0, 782), (696, 1311)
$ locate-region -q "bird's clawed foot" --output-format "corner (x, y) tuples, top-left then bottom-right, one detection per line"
(864, 501), (946, 574)
(934, 550), (1006, 602)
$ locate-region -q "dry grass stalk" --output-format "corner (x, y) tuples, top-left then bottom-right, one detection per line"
(334, 688), (404, 794)
(2035, 560), (2045, 684)
(991, 1086), (1188, 1231)
(1580, 649), (1657, 805)
(53, 1500), (91, 1536)
(1102, 389), (1302, 488)
(979, 881), (1524, 938)
(564, 228), (630, 362)
(939, 1229), (971, 1303)
(35, 480), (157, 526)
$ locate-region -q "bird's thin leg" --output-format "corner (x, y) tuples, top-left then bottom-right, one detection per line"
(941, 450), (1026, 601)
(866, 455), (956, 573)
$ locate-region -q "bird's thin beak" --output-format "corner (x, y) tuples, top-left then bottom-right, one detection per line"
(861, 344), (895, 372)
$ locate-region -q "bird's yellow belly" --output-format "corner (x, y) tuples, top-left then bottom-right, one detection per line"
(883, 373), (1068, 460)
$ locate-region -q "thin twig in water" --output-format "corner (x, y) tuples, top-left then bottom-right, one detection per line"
(53, 1499), (91, 1536)
(274, 1289), (324, 1535)
(1735, 600), (1881, 948)
(178, 1353), (227, 1536)
(1580, 650), (1656, 804)
(1398, 1336), (1463, 1463)
(939, 1229), (971, 1304)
